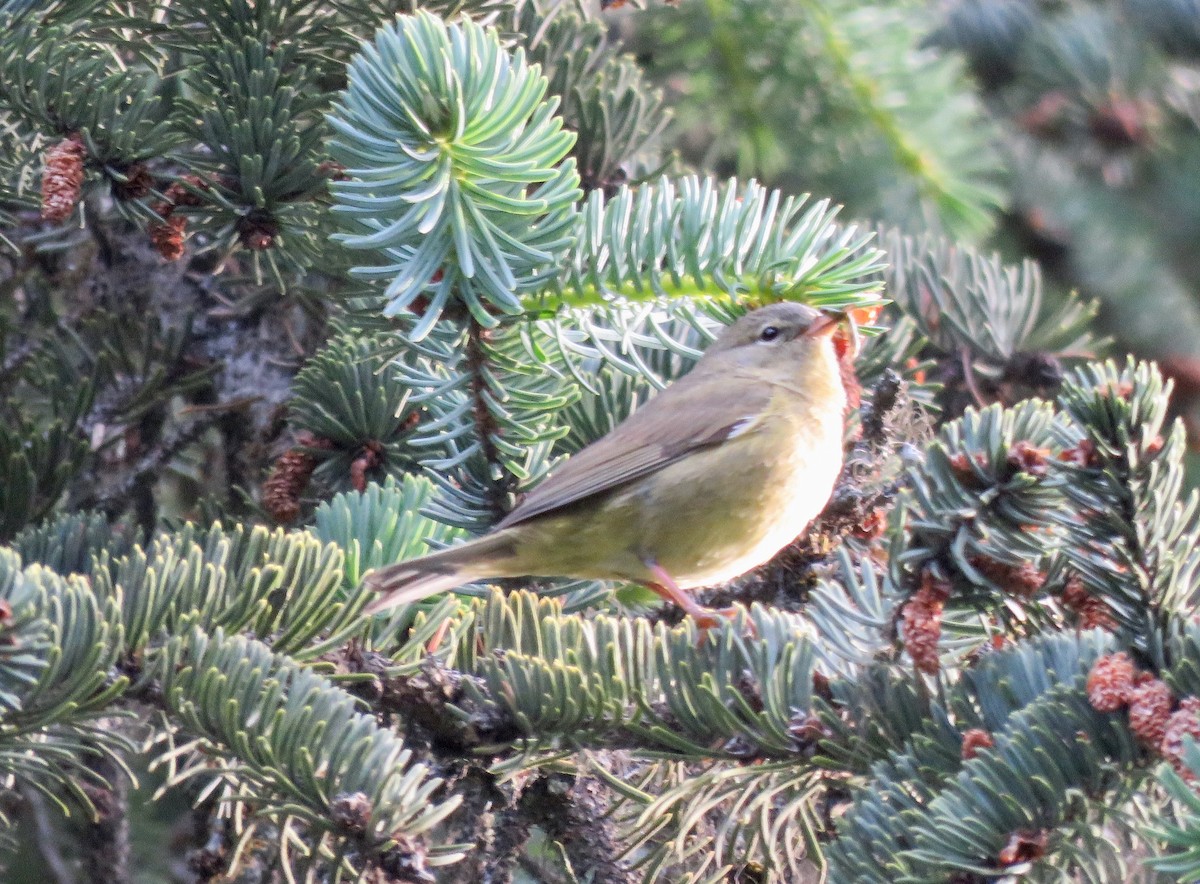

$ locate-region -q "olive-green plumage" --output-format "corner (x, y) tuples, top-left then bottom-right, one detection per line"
(363, 302), (848, 624)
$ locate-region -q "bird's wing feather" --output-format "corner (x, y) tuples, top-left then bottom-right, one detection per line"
(498, 371), (770, 528)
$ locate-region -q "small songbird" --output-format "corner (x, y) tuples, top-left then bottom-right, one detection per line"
(363, 302), (850, 627)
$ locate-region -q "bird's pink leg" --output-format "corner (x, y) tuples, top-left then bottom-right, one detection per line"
(644, 562), (742, 631)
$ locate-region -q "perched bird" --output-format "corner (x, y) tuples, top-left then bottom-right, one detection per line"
(364, 301), (850, 627)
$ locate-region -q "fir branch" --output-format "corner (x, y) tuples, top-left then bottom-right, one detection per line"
(329, 11), (581, 331)
(445, 591), (825, 760)
(0, 557), (126, 735)
(155, 626), (465, 871)
(514, 1), (671, 194)
(0, 549), (132, 825)
(313, 474), (467, 591)
(806, 550), (900, 677)
(380, 317), (579, 539)
(606, 759), (824, 883)
(288, 333), (426, 493)
(75, 521), (366, 662)
(548, 176), (884, 313)
(826, 632), (1130, 881)
(1053, 360), (1195, 665)
(11, 511), (135, 580)
(1146, 741), (1200, 881)
(884, 229), (1100, 364)
(467, 319), (512, 523)
(893, 398), (1065, 609)
(0, 18), (177, 159)
(173, 33), (332, 278)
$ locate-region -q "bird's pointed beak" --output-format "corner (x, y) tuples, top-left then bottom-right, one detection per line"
(807, 311), (860, 355)
(804, 313), (842, 338)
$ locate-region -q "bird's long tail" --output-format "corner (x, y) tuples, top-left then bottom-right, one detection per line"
(361, 532), (515, 615)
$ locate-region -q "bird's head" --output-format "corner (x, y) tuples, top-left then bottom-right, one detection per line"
(701, 302), (842, 366)
(697, 302), (866, 410)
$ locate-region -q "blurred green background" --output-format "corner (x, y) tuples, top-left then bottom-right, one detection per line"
(617, 0), (1200, 435)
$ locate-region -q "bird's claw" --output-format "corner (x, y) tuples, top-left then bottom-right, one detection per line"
(692, 605), (757, 638)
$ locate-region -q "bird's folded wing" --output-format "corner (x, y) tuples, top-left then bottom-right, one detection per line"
(497, 372), (770, 528)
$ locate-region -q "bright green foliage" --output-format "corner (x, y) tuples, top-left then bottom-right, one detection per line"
(554, 177), (884, 310)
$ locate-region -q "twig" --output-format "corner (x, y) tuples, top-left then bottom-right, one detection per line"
(960, 348), (988, 409)
(19, 785), (75, 884)
(177, 395), (262, 415)
(82, 751), (131, 884)
(465, 317), (512, 522)
(79, 414), (215, 517)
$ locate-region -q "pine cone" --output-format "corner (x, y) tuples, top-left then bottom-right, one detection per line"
(1059, 438), (1100, 468)
(111, 163), (153, 200)
(1161, 697), (1200, 779)
(1006, 440), (1050, 477)
(970, 557), (1045, 597)
(262, 432), (332, 524)
(149, 214), (187, 261)
(237, 210), (279, 250)
(1062, 574), (1117, 631)
(961, 728), (994, 760)
(1062, 574), (1088, 607)
(330, 791), (373, 835)
(162, 174), (209, 208)
(1086, 652), (1136, 712)
(41, 133), (86, 222)
(349, 440), (384, 492)
(1128, 678), (1172, 747)
(1077, 597), (1117, 631)
(902, 574), (950, 675)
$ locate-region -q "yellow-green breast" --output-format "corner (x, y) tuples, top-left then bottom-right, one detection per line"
(498, 374), (845, 588)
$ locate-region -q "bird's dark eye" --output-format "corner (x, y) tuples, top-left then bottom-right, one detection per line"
(759, 325), (781, 342)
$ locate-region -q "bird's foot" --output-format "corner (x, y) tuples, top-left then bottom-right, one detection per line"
(690, 604), (756, 636)
(644, 563), (755, 636)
